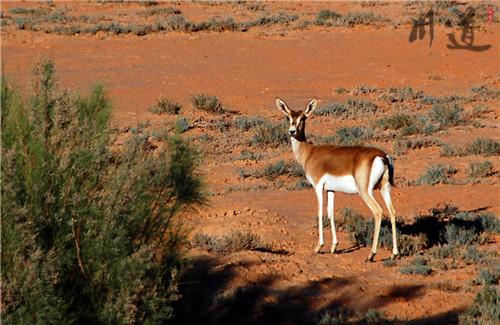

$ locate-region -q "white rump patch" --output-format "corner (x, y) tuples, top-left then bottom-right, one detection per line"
(369, 157), (386, 192)
(320, 174), (358, 194)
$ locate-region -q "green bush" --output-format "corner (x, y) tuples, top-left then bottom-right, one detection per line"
(460, 285), (499, 324)
(468, 161), (494, 178)
(332, 126), (373, 146)
(251, 120), (289, 147)
(192, 231), (270, 254)
(465, 138), (500, 156)
(416, 164), (457, 185)
(400, 257), (432, 275)
(174, 117), (190, 133)
(191, 94), (226, 114)
(428, 104), (463, 127)
(149, 96), (181, 115)
(2, 60), (205, 323)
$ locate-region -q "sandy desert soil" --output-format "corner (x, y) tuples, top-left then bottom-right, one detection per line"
(2, 1), (499, 323)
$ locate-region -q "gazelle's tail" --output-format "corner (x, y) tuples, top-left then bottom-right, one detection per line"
(384, 154), (395, 187)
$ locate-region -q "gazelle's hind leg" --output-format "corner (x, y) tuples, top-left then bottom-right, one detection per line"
(359, 192), (384, 262)
(380, 169), (399, 259)
(356, 157), (385, 262)
(327, 191), (338, 253)
(314, 183), (324, 253)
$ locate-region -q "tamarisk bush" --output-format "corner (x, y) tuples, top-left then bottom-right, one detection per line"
(1, 60), (205, 323)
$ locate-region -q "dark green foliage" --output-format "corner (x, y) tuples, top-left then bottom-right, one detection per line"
(468, 161), (494, 178)
(465, 138), (500, 156)
(191, 94), (226, 114)
(2, 60), (205, 323)
(400, 257), (432, 275)
(149, 96), (181, 115)
(416, 164), (457, 185)
(192, 231), (270, 254)
(251, 120), (289, 147)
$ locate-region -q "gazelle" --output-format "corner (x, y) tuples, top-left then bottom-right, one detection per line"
(275, 98), (399, 261)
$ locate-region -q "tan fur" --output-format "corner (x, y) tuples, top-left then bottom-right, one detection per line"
(275, 97), (399, 261)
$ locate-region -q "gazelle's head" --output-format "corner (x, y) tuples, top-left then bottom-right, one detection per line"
(275, 98), (318, 141)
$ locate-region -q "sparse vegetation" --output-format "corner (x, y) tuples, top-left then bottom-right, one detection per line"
(416, 164), (457, 185)
(192, 231), (271, 254)
(428, 104), (463, 128)
(468, 161), (494, 178)
(239, 160), (303, 181)
(149, 96), (182, 115)
(315, 98), (377, 119)
(400, 257), (432, 275)
(315, 10), (389, 26)
(393, 137), (438, 156)
(251, 120), (289, 147)
(466, 138), (500, 156)
(174, 117), (190, 133)
(380, 87), (424, 103)
(471, 85), (500, 99)
(329, 127), (374, 146)
(191, 94), (226, 114)
(233, 116), (266, 131)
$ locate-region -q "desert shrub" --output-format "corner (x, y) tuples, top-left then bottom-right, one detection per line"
(314, 10), (342, 25)
(431, 281), (461, 292)
(233, 116), (266, 131)
(428, 104), (463, 127)
(468, 161), (494, 178)
(419, 94), (464, 105)
(400, 257), (432, 275)
(375, 113), (413, 130)
(192, 231), (270, 254)
(149, 96), (181, 115)
(250, 11), (299, 26)
(477, 269), (500, 286)
(289, 179), (312, 190)
(191, 94), (226, 114)
(240, 160), (303, 180)
(465, 138), (500, 156)
(174, 117), (190, 133)
(140, 7), (181, 16)
(471, 85), (500, 99)
(2, 60), (205, 323)
(315, 102), (347, 117)
(339, 208), (373, 247)
(251, 120), (289, 147)
(463, 246), (485, 265)
(315, 10), (388, 26)
(460, 284), (499, 324)
(380, 87), (424, 103)
(383, 259), (397, 267)
(238, 150), (262, 161)
(346, 98), (378, 116)
(393, 137), (438, 156)
(416, 164), (457, 185)
(352, 85), (378, 95)
(335, 87), (349, 94)
(331, 127), (374, 146)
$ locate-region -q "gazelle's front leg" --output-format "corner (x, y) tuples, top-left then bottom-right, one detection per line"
(314, 184), (324, 253)
(327, 191), (338, 253)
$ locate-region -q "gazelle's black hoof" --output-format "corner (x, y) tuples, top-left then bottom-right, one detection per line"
(366, 252), (376, 262)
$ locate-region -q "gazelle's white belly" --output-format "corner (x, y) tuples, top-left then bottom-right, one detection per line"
(318, 174), (359, 194)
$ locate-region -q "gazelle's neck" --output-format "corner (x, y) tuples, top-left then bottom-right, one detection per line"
(291, 137), (311, 167)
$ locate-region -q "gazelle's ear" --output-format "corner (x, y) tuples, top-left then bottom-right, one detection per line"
(275, 97), (291, 117)
(304, 98), (318, 117)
